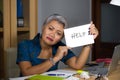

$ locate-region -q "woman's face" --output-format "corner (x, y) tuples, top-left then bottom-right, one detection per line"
(42, 20), (64, 45)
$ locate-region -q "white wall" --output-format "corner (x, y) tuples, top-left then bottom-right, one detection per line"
(38, 0), (92, 68)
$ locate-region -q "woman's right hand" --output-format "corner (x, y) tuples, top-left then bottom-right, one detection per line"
(54, 46), (71, 61)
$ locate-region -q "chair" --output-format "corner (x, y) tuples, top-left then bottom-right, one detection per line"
(4, 48), (20, 79)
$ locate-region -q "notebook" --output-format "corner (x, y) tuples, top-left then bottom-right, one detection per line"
(84, 44), (120, 76)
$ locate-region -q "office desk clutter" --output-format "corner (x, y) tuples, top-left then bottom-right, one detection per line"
(77, 70), (90, 79)
(25, 69), (91, 80)
(83, 62), (108, 76)
(9, 68), (109, 80)
(64, 76), (79, 80)
(9, 68), (110, 80)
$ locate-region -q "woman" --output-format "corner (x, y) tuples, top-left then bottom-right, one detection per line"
(17, 14), (99, 76)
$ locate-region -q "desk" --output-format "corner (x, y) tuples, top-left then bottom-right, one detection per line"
(9, 68), (95, 80)
(9, 65), (120, 80)
(108, 71), (120, 80)
(107, 64), (120, 80)
(56, 64), (120, 80)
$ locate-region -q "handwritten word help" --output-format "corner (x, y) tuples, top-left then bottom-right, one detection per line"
(71, 32), (87, 39)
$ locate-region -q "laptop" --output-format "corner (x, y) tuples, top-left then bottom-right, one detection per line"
(107, 44), (120, 76)
(84, 44), (120, 76)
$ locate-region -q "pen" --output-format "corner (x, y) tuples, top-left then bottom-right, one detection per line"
(47, 74), (65, 76)
(65, 74), (76, 79)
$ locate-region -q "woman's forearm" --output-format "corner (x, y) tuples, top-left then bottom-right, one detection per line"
(20, 58), (59, 76)
(77, 45), (92, 66)
(71, 45), (92, 69)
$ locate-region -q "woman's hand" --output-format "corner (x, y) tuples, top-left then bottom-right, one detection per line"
(54, 46), (71, 61)
(89, 21), (99, 39)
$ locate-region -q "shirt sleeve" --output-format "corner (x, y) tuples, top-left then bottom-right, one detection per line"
(16, 40), (31, 64)
(61, 49), (75, 64)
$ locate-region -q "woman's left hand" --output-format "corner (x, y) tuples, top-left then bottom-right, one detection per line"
(89, 21), (99, 39)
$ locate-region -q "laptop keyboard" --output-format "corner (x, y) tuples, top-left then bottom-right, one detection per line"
(84, 62), (108, 76)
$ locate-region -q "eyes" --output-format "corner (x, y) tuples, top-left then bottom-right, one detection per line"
(48, 26), (53, 30)
(48, 26), (63, 36)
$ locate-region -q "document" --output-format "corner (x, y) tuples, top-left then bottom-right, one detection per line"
(42, 69), (76, 78)
(64, 24), (94, 48)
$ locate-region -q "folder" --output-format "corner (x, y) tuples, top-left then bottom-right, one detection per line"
(25, 74), (64, 80)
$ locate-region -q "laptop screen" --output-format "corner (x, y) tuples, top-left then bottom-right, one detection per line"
(107, 44), (120, 76)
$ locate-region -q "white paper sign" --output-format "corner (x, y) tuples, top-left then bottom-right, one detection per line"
(64, 24), (94, 48)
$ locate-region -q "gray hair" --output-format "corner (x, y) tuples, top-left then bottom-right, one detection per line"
(43, 14), (68, 29)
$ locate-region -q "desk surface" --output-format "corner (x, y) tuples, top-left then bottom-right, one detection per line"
(107, 64), (120, 80)
(60, 65), (120, 80)
(9, 65), (120, 80)
(108, 71), (120, 80)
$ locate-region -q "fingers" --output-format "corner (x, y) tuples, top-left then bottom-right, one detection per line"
(90, 21), (93, 24)
(89, 21), (99, 39)
(61, 46), (71, 56)
(55, 46), (71, 60)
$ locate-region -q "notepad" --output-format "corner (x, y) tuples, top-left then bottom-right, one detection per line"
(25, 74), (64, 80)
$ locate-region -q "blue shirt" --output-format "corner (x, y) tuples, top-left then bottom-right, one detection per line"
(16, 33), (75, 75)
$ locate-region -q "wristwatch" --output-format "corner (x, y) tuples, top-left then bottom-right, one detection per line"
(49, 57), (55, 66)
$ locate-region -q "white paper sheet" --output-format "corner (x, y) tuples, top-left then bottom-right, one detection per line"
(64, 23), (94, 48)
(42, 69), (77, 78)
